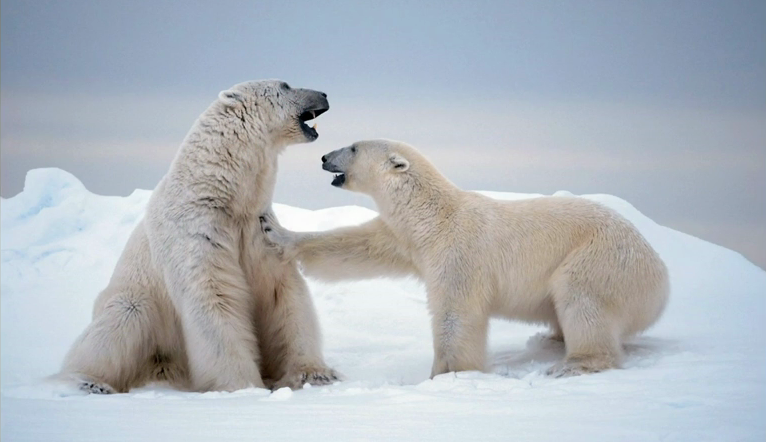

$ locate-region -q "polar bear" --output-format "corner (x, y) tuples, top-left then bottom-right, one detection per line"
(58, 80), (340, 393)
(260, 139), (670, 377)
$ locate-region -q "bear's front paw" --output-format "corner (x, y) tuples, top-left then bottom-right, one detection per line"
(272, 366), (342, 390)
(545, 355), (616, 378)
(79, 380), (116, 394)
(259, 213), (293, 252)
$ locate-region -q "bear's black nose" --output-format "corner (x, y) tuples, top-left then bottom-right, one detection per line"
(321, 155), (327, 163)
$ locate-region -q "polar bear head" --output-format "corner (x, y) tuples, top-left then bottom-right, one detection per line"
(216, 79), (329, 147)
(320, 139), (421, 196)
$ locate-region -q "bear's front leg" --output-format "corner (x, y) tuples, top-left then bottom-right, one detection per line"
(263, 263), (342, 390)
(428, 283), (490, 377)
(162, 236), (266, 392)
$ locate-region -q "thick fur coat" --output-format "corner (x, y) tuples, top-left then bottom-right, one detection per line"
(261, 139), (670, 377)
(59, 80), (339, 393)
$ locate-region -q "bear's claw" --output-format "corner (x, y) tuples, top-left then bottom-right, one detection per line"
(80, 381), (116, 394)
(273, 366), (342, 390)
(259, 213), (292, 253)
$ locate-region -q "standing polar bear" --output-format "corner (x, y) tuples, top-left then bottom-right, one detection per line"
(261, 139), (670, 377)
(59, 80), (339, 393)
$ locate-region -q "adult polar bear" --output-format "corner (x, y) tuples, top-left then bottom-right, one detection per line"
(261, 139), (670, 377)
(60, 80), (339, 393)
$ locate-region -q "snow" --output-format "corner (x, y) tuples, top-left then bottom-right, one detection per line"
(1, 168), (765, 441)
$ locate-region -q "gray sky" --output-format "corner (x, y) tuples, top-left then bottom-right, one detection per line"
(2, 0), (765, 269)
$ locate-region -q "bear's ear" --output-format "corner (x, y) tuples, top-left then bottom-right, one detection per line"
(218, 89), (245, 107)
(388, 154), (410, 172)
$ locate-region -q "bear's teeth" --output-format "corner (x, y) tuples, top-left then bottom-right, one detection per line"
(312, 123), (317, 130)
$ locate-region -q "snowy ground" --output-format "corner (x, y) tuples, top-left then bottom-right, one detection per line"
(2, 168), (765, 441)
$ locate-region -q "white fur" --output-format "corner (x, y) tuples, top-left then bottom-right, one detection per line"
(261, 139), (670, 378)
(58, 80), (339, 393)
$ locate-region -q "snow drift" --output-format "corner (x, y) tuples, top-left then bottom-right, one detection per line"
(1, 168), (764, 441)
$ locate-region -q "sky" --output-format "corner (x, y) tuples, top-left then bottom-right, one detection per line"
(1, 0), (764, 268)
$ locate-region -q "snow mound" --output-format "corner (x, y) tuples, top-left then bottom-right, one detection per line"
(2, 168), (764, 441)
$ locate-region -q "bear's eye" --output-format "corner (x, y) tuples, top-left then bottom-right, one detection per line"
(351, 146), (357, 153)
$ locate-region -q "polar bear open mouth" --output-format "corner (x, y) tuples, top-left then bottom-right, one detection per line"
(321, 163), (346, 187)
(330, 173), (346, 187)
(299, 106), (329, 140)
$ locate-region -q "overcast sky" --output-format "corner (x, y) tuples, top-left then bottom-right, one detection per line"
(1, 0), (764, 268)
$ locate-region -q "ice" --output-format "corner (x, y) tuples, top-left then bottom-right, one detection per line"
(1, 168), (764, 441)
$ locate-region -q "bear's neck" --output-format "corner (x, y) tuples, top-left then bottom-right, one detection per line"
(375, 168), (462, 242)
(171, 119), (276, 219)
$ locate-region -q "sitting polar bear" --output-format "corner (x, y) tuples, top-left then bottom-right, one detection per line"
(59, 80), (340, 393)
(261, 139), (670, 377)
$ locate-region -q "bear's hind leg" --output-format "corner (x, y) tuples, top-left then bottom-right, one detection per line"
(547, 295), (622, 377)
(61, 291), (160, 393)
(149, 352), (190, 390)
